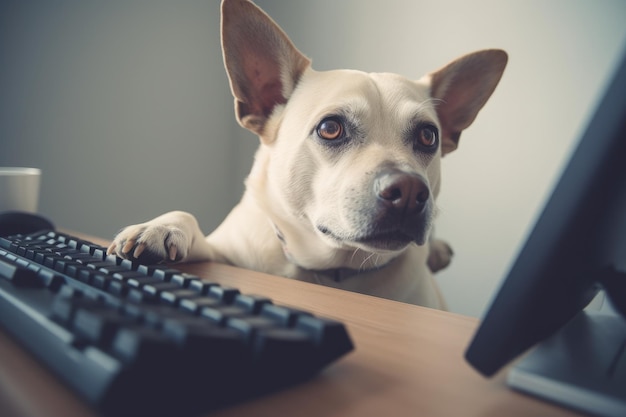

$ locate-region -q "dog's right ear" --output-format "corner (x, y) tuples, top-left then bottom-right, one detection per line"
(221, 0), (311, 140)
(427, 49), (507, 156)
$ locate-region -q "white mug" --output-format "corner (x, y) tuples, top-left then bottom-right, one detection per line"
(0, 167), (42, 213)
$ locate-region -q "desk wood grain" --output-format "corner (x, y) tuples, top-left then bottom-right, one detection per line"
(0, 232), (583, 417)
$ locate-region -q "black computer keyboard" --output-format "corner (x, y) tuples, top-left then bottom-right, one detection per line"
(0, 229), (354, 417)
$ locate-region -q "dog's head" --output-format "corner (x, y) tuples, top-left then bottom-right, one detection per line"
(221, 0), (507, 269)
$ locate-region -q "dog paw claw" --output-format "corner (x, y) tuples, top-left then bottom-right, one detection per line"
(122, 238), (137, 254)
(133, 242), (146, 258)
(167, 245), (175, 262)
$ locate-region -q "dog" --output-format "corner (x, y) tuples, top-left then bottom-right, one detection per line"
(107, 0), (507, 309)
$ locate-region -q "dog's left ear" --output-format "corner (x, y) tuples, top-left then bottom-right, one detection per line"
(427, 49), (507, 155)
(221, 0), (311, 140)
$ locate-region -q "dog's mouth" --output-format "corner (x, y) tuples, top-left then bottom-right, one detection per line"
(317, 225), (424, 251)
(355, 230), (415, 251)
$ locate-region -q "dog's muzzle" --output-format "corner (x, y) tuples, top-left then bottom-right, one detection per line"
(316, 168), (433, 251)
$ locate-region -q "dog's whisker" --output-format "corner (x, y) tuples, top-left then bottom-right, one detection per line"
(360, 252), (378, 271)
(350, 248), (361, 265)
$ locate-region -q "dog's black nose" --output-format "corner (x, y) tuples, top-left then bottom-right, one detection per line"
(375, 169), (430, 213)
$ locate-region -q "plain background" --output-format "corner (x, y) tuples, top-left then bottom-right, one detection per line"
(1, 0), (625, 317)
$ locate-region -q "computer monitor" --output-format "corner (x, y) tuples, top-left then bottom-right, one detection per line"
(465, 49), (626, 416)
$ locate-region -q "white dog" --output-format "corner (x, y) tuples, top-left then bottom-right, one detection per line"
(108, 0), (507, 309)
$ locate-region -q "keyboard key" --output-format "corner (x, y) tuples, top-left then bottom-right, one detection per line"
(51, 289), (100, 324)
(112, 326), (178, 363)
(74, 307), (132, 347)
(296, 316), (348, 345)
(137, 264), (160, 276)
(77, 268), (97, 284)
(126, 276), (163, 288)
(151, 268), (180, 281)
(71, 253), (98, 264)
(25, 248), (38, 260)
(55, 259), (81, 274)
(127, 288), (159, 304)
(80, 243), (97, 255)
(91, 274), (114, 290)
(295, 316), (354, 364)
(98, 265), (127, 275)
(37, 269), (66, 291)
(34, 251), (47, 264)
(120, 258), (139, 271)
(160, 289), (201, 306)
(162, 317), (244, 352)
(188, 279), (218, 294)
(208, 286), (240, 303)
(91, 248), (107, 261)
(0, 236), (11, 249)
(108, 280), (130, 297)
(137, 305), (188, 328)
(43, 254), (63, 269)
(226, 316), (278, 343)
(201, 305), (249, 324)
(87, 261), (113, 270)
(142, 282), (180, 297)
(261, 304), (312, 327)
(253, 327), (316, 363)
(180, 297), (222, 315)
(110, 270), (144, 281)
(105, 254), (123, 265)
(170, 273), (199, 288)
(65, 238), (84, 249)
(234, 294), (272, 313)
(0, 257), (43, 287)
(16, 257), (29, 269)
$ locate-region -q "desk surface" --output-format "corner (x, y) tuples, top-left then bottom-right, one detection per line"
(0, 232), (583, 417)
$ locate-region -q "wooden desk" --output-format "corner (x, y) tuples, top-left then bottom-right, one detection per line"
(0, 233), (583, 417)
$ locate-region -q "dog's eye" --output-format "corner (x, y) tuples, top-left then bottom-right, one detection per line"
(317, 118), (344, 141)
(417, 125), (438, 148)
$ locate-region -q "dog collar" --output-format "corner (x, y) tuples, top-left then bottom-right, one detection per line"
(312, 264), (388, 282)
(272, 223), (391, 282)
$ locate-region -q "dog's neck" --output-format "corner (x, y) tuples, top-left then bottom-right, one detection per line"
(271, 222), (395, 282)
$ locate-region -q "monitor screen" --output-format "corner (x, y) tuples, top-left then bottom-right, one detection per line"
(465, 48), (626, 378)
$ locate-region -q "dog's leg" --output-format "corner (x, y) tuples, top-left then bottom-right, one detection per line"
(427, 239), (454, 273)
(107, 211), (216, 264)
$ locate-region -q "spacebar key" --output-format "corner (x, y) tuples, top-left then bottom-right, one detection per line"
(0, 258), (43, 287)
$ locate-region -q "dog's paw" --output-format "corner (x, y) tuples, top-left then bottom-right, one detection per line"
(107, 222), (192, 264)
(427, 239), (454, 273)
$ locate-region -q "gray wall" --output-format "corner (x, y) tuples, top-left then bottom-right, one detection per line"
(0, 0), (255, 238)
(1, 0), (625, 317)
